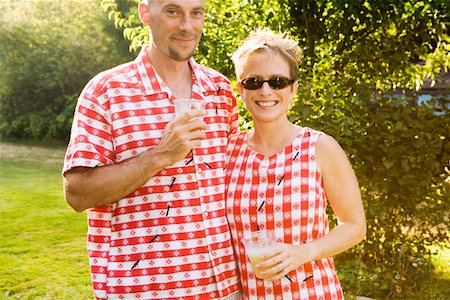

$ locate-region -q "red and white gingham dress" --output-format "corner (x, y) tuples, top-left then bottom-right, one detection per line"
(225, 128), (344, 300)
(63, 47), (241, 299)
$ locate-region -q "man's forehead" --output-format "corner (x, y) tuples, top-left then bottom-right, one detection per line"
(150, 0), (204, 7)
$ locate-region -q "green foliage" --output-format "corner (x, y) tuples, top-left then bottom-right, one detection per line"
(286, 2), (450, 297)
(286, 0), (450, 92)
(100, 0), (145, 51)
(0, 0), (134, 141)
(200, 0), (294, 76)
(284, 2), (449, 296)
(324, 96), (449, 298)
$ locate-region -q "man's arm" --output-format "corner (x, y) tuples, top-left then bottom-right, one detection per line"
(64, 110), (207, 212)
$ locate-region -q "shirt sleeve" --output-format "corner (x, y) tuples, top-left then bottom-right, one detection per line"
(224, 82), (240, 136)
(62, 76), (114, 175)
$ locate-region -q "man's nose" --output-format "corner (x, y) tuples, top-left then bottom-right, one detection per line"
(180, 15), (193, 31)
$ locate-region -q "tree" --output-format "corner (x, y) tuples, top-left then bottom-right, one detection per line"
(0, 0), (134, 141)
(282, 1), (450, 297)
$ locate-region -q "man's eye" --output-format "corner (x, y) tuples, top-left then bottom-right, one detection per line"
(192, 11), (203, 17)
(166, 9), (177, 15)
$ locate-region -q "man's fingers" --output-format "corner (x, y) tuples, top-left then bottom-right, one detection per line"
(187, 139), (203, 148)
(185, 119), (208, 132)
(165, 117), (207, 137)
(175, 109), (206, 123)
(154, 111), (209, 165)
(172, 112), (207, 133)
(186, 128), (207, 141)
(178, 130), (206, 150)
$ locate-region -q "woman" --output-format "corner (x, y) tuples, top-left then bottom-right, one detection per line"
(225, 28), (366, 299)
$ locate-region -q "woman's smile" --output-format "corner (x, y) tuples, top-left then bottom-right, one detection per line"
(255, 100), (278, 107)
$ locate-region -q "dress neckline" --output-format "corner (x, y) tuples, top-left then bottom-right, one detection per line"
(243, 127), (307, 161)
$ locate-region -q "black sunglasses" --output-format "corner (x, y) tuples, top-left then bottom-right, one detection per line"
(240, 76), (295, 90)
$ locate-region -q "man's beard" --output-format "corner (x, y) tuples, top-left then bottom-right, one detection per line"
(168, 47), (196, 61)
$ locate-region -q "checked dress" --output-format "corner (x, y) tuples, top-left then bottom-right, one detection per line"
(225, 128), (344, 300)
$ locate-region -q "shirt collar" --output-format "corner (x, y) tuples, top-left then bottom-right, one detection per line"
(135, 46), (219, 99)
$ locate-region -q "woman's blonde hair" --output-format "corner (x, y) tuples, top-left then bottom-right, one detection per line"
(232, 28), (303, 80)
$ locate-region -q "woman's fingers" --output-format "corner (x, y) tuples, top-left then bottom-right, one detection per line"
(255, 243), (305, 280)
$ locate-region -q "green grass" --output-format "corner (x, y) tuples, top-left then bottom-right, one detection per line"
(0, 142), (92, 299)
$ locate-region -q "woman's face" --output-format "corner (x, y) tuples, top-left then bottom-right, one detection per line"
(236, 50), (297, 125)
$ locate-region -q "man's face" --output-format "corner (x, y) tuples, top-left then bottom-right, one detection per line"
(140, 0), (205, 61)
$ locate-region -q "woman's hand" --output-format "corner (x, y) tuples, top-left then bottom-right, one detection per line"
(254, 242), (317, 281)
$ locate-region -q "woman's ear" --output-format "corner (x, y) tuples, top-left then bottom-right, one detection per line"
(292, 80), (298, 92)
(287, 81), (298, 111)
(236, 81), (244, 96)
(290, 80), (298, 97)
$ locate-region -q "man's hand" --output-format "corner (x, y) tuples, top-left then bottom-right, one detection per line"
(155, 109), (207, 164)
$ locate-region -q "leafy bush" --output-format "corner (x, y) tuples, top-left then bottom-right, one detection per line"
(309, 94), (450, 298)
(0, 0), (134, 141)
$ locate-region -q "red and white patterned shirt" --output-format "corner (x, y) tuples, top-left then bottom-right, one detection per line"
(63, 47), (241, 300)
(225, 129), (344, 300)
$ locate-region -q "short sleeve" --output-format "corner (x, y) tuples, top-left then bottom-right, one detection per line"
(223, 81), (240, 136)
(63, 76), (114, 175)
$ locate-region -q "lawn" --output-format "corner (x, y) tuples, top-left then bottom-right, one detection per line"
(0, 141), (448, 299)
(0, 142), (92, 299)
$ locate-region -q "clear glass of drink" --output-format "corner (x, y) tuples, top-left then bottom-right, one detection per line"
(173, 99), (206, 118)
(243, 230), (275, 278)
(172, 99), (207, 150)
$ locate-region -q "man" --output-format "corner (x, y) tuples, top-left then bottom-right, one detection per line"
(63, 1), (241, 299)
